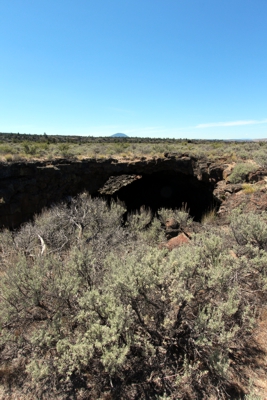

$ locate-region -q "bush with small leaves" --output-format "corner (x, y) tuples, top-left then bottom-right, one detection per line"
(0, 196), (267, 399)
(228, 162), (257, 184)
(158, 205), (193, 227)
(230, 209), (267, 250)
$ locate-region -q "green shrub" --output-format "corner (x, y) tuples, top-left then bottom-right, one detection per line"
(0, 144), (16, 154)
(254, 149), (267, 168)
(230, 209), (267, 250)
(22, 142), (37, 155)
(158, 204), (192, 226)
(228, 163), (257, 183)
(0, 196), (266, 398)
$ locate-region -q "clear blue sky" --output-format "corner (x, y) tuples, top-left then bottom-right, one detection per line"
(1, 0), (266, 139)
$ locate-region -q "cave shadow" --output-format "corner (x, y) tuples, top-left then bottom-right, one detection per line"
(107, 171), (220, 222)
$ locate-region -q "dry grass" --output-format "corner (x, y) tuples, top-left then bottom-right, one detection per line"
(242, 184), (259, 194)
(201, 208), (217, 224)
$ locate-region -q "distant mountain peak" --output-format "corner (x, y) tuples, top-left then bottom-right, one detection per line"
(111, 133), (128, 137)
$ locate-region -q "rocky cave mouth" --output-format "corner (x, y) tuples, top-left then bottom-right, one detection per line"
(99, 170), (220, 222)
(0, 161), (222, 230)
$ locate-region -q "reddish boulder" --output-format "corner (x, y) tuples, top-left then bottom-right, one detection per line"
(165, 233), (190, 250)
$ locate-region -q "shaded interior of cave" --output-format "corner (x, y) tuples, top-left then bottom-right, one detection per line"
(106, 171), (220, 222)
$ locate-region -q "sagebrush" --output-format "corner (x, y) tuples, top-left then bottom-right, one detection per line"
(0, 194), (266, 399)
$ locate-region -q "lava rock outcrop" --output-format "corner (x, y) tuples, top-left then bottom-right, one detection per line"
(1, 154), (265, 229)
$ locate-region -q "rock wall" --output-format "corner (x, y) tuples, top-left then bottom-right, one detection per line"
(0, 154), (224, 229)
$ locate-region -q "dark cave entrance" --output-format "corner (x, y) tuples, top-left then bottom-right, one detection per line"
(106, 171), (220, 222)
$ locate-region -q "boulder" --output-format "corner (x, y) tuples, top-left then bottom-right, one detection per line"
(164, 233), (190, 250)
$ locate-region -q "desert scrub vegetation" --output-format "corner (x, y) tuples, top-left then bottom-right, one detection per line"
(228, 163), (257, 184)
(1, 132), (267, 164)
(0, 194), (267, 399)
(200, 207), (218, 225)
(242, 183), (259, 194)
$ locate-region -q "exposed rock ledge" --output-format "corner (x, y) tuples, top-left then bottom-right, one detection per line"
(0, 154), (266, 229)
